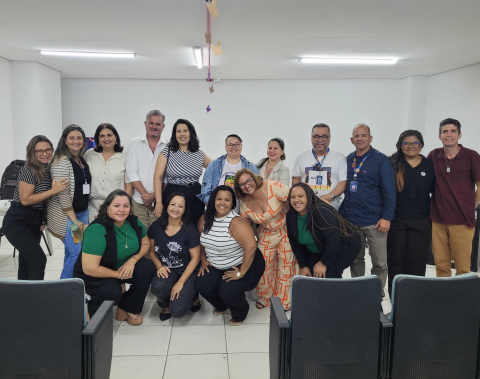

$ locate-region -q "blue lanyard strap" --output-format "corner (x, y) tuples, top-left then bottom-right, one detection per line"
(312, 148), (329, 168)
(352, 153), (371, 180)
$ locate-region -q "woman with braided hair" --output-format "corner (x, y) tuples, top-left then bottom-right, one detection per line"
(286, 182), (361, 278)
(386, 130), (434, 297)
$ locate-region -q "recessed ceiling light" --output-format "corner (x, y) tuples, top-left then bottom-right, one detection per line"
(299, 57), (397, 65)
(193, 47), (203, 69)
(40, 50), (135, 58)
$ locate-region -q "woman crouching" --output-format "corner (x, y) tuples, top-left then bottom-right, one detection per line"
(73, 189), (155, 325)
(196, 185), (265, 326)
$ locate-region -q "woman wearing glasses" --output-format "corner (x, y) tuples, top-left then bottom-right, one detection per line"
(387, 130), (435, 297)
(2, 135), (68, 279)
(234, 168), (298, 310)
(256, 138), (290, 186)
(198, 134), (258, 210)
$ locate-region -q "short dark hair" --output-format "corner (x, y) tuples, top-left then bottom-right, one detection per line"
(312, 123), (331, 134)
(168, 119), (200, 152)
(233, 168), (264, 199)
(439, 118), (461, 134)
(225, 134), (243, 143)
(159, 192), (189, 229)
(93, 123), (124, 152)
(203, 185), (236, 233)
(97, 190), (133, 221)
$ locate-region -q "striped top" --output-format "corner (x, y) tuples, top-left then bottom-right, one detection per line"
(12, 165), (52, 210)
(162, 146), (205, 185)
(200, 210), (244, 270)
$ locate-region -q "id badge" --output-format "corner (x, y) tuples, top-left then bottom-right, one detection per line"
(83, 183), (90, 195)
(350, 181), (358, 192)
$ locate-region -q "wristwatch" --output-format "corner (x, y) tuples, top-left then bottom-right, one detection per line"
(236, 271), (242, 278)
(331, 193), (336, 201)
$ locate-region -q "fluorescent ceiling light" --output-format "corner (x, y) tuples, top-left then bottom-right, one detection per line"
(299, 57), (397, 65)
(193, 47), (203, 69)
(40, 50), (135, 58)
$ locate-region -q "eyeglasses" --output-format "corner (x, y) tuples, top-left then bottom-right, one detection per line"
(226, 143), (242, 149)
(34, 148), (54, 156)
(401, 141), (421, 148)
(312, 135), (330, 141)
(239, 177), (254, 189)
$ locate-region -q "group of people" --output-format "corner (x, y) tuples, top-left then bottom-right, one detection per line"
(3, 110), (479, 326)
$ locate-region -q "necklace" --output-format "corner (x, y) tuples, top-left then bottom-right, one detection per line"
(445, 157), (453, 173)
(226, 159), (241, 172)
(115, 223), (128, 248)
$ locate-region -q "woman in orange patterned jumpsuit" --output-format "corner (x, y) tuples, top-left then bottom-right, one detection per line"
(234, 168), (298, 310)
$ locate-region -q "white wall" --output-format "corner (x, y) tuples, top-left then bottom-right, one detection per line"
(0, 57), (14, 171)
(10, 62), (62, 159)
(424, 63), (480, 154)
(61, 78), (413, 169)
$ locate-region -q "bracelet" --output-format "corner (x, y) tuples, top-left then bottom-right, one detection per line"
(131, 256), (138, 261)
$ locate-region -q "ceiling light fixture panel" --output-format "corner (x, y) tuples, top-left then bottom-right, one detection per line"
(299, 57), (397, 65)
(40, 51), (135, 58)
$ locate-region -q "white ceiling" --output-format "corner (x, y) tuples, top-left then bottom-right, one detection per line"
(1, 0), (480, 80)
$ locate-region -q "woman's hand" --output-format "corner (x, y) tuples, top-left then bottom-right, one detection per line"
(51, 178), (69, 194)
(223, 266), (241, 282)
(157, 265), (170, 279)
(312, 261), (327, 278)
(170, 281), (184, 300)
(198, 258), (211, 276)
(299, 267), (312, 277)
(118, 258), (136, 280)
(153, 202), (163, 218)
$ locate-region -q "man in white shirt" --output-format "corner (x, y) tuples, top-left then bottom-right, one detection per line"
(126, 110), (168, 228)
(292, 123), (347, 209)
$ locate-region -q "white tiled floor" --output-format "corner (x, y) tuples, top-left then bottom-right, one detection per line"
(0, 235), (446, 378)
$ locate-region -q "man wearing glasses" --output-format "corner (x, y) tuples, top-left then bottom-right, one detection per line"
(339, 123), (396, 297)
(292, 123), (347, 209)
(428, 118), (480, 277)
(198, 134), (258, 208)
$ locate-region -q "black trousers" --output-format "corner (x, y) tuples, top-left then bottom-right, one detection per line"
(81, 257), (156, 316)
(197, 249), (266, 322)
(306, 253), (343, 278)
(3, 203), (46, 280)
(163, 182), (204, 227)
(387, 217), (431, 297)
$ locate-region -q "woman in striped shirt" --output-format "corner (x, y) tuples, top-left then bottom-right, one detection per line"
(2, 135), (68, 279)
(153, 119), (211, 226)
(196, 185), (265, 326)
(47, 125), (92, 279)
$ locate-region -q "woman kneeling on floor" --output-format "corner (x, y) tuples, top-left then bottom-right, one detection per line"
(197, 185), (265, 326)
(73, 189), (155, 325)
(148, 192), (201, 321)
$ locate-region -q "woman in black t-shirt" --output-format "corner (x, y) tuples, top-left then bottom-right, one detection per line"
(148, 192), (201, 321)
(387, 130), (435, 297)
(2, 135), (68, 279)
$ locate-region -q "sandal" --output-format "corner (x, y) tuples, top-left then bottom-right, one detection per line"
(255, 302), (265, 310)
(229, 318), (243, 326)
(116, 307), (143, 326)
(190, 297), (201, 313)
(213, 308), (228, 316)
(159, 308), (172, 321)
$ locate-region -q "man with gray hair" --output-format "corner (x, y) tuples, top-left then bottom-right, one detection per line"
(126, 110), (168, 228)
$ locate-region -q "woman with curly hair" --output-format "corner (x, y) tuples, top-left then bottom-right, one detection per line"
(234, 168), (297, 310)
(286, 182), (361, 278)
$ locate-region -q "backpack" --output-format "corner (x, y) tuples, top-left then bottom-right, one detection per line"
(0, 160), (26, 200)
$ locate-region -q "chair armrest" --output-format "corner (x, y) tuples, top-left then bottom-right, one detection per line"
(82, 301), (114, 379)
(378, 311), (393, 379)
(270, 297), (289, 379)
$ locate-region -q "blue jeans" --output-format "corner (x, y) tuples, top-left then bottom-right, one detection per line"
(61, 209), (89, 279)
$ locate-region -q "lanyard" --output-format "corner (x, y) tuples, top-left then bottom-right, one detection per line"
(74, 158), (88, 184)
(312, 148), (329, 169)
(352, 153), (371, 180)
